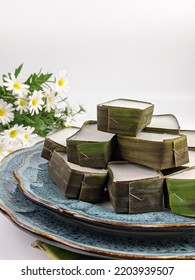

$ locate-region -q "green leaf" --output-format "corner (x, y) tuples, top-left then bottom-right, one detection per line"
(23, 115), (35, 126)
(0, 126), (5, 133)
(25, 72), (53, 92)
(37, 128), (52, 137)
(0, 86), (5, 95)
(2, 74), (8, 83)
(30, 84), (43, 91)
(34, 117), (46, 130)
(32, 240), (99, 260)
(39, 73), (52, 83)
(33, 117), (52, 137)
(14, 114), (35, 126)
(24, 74), (33, 85)
(37, 73), (53, 84)
(41, 127), (52, 136)
(14, 64), (23, 78)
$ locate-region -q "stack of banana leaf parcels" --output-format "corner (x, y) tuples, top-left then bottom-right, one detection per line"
(41, 98), (195, 217)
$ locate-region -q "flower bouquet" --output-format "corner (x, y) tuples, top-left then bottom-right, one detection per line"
(0, 64), (85, 160)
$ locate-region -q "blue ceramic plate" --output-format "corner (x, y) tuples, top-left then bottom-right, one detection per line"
(14, 143), (195, 236)
(1, 143), (195, 259)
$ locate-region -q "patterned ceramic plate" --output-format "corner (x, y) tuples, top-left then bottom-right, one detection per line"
(0, 145), (195, 259)
(14, 142), (195, 236)
(1, 143), (195, 259)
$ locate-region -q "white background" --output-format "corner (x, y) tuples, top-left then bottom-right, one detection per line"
(0, 0), (195, 259)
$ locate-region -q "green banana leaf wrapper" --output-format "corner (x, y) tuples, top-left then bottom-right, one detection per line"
(41, 127), (79, 160)
(162, 165), (192, 210)
(117, 133), (189, 170)
(32, 240), (99, 260)
(97, 98), (154, 136)
(143, 114), (180, 134)
(107, 161), (164, 214)
(162, 166), (188, 210)
(166, 167), (195, 217)
(66, 120), (117, 168)
(48, 150), (108, 203)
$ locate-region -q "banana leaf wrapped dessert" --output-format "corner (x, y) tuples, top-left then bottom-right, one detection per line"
(118, 132), (189, 170)
(48, 150), (108, 203)
(66, 120), (117, 168)
(166, 167), (195, 217)
(107, 161), (164, 214)
(161, 135), (195, 176)
(143, 114), (180, 134)
(97, 98), (154, 136)
(162, 151), (195, 209)
(180, 130), (195, 151)
(41, 127), (79, 160)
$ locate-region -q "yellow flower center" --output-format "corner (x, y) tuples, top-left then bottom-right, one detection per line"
(24, 134), (29, 140)
(19, 99), (26, 106)
(0, 146), (2, 153)
(10, 130), (17, 138)
(0, 108), (6, 116)
(58, 79), (64, 87)
(48, 97), (53, 103)
(13, 83), (21, 90)
(32, 99), (38, 106)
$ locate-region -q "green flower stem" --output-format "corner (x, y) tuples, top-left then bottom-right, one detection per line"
(42, 84), (52, 91)
(57, 97), (68, 103)
(1, 92), (14, 99)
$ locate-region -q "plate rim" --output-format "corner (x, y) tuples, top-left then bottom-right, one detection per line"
(1, 205), (195, 260)
(14, 144), (195, 231)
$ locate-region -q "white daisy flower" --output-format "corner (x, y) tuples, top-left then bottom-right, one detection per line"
(44, 91), (57, 113)
(3, 73), (29, 96)
(55, 70), (69, 94)
(0, 99), (14, 125)
(22, 126), (37, 146)
(14, 95), (29, 113)
(3, 124), (25, 145)
(29, 90), (44, 115)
